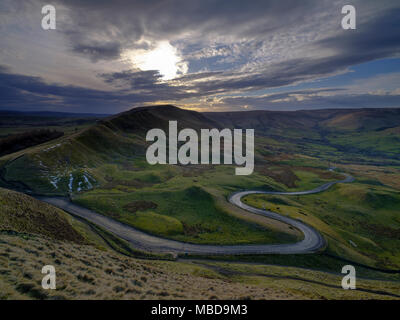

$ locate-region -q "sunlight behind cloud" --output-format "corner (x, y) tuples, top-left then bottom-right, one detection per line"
(124, 41), (187, 80)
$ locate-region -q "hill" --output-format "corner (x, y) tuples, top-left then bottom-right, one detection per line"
(0, 105), (222, 194)
(204, 108), (400, 132)
(1, 106), (400, 299)
(205, 108), (400, 163)
(0, 187), (85, 243)
(0, 129), (64, 157)
(2, 105), (399, 195)
(1, 189), (399, 300)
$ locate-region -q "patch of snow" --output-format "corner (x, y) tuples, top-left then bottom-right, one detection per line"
(50, 179), (58, 189)
(349, 240), (357, 247)
(68, 173), (73, 191)
(49, 176), (60, 189)
(43, 143), (61, 152)
(38, 161), (47, 168)
(83, 174), (93, 189)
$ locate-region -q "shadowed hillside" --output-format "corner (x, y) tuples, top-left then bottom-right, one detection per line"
(0, 187), (85, 243)
(1, 189), (399, 300)
(0, 129), (64, 157)
(0, 105), (220, 194)
(1, 106), (400, 194)
(206, 108), (400, 162)
(1, 106), (400, 299)
(205, 108), (400, 132)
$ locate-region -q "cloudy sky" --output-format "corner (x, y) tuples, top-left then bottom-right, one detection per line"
(0, 0), (399, 113)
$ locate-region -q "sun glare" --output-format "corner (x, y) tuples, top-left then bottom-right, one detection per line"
(126, 41), (187, 80)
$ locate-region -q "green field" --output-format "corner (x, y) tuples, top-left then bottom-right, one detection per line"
(243, 180), (400, 269)
(74, 162), (300, 245)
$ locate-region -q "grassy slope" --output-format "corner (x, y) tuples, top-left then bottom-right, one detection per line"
(2, 189), (398, 300)
(2, 233), (399, 300)
(0, 187), (85, 243)
(243, 180), (400, 269)
(1, 107), (400, 299)
(1, 105), (220, 195)
(1, 124), (141, 195)
(207, 108), (400, 165)
(4, 106), (400, 195)
(73, 156), (348, 245)
(75, 178), (299, 245)
(1, 107), (400, 261)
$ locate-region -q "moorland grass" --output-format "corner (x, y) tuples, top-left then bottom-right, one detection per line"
(243, 182), (400, 269)
(75, 185), (298, 245)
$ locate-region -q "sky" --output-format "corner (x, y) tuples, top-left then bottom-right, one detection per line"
(0, 0), (399, 114)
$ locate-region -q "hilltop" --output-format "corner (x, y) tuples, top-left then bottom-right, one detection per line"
(205, 108), (400, 132)
(1, 105), (400, 195)
(0, 105), (223, 194)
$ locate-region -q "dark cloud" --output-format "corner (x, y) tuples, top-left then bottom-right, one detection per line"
(1, 0), (399, 112)
(0, 66), (205, 113)
(220, 89), (400, 111)
(173, 71), (224, 82)
(0, 66), (133, 113)
(316, 7), (400, 67)
(47, 0), (339, 63)
(54, 0), (320, 44)
(72, 41), (122, 62)
(97, 69), (193, 100)
(88, 2), (400, 103)
(99, 69), (164, 90)
(1, 64), (398, 114)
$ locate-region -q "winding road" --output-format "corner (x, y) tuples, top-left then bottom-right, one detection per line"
(36, 169), (354, 255)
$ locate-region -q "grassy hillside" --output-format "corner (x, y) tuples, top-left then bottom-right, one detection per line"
(76, 184), (299, 245)
(3, 106), (400, 195)
(206, 108), (400, 163)
(2, 189), (398, 300)
(1, 106), (318, 246)
(1, 233), (399, 300)
(0, 129), (64, 157)
(2, 105), (399, 252)
(0, 106), (221, 195)
(0, 187), (85, 243)
(243, 181), (400, 269)
(1, 106), (400, 299)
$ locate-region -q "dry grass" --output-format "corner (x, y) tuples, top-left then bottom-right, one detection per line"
(1, 233), (399, 300)
(255, 165), (299, 188)
(337, 164), (400, 190)
(0, 188), (85, 243)
(193, 261), (400, 300)
(0, 233), (302, 300)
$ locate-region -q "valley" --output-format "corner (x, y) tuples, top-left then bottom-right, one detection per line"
(0, 105), (399, 300)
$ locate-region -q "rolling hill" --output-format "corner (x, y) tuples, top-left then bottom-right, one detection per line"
(1, 188), (399, 300)
(0, 106), (224, 194)
(2, 105), (400, 194)
(1, 105), (400, 195)
(1, 105), (400, 299)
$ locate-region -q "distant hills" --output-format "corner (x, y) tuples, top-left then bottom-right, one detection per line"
(205, 108), (400, 132)
(206, 107), (400, 162)
(0, 110), (109, 130)
(1, 105), (400, 194)
(0, 110), (110, 118)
